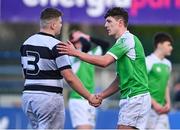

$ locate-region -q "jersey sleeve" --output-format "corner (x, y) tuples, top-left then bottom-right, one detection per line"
(107, 38), (131, 60)
(145, 56), (152, 73)
(167, 59), (172, 72)
(52, 45), (72, 71)
(169, 62), (172, 72)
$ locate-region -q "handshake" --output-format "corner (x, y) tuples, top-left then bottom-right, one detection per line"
(88, 93), (103, 107)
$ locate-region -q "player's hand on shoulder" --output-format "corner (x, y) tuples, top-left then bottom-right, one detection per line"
(57, 41), (77, 56)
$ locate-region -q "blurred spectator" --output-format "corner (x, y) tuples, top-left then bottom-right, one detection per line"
(68, 30), (109, 129)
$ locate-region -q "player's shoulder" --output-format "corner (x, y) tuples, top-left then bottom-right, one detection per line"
(146, 53), (156, 60)
(23, 34), (36, 44)
(116, 31), (134, 47)
(40, 34), (60, 49)
(146, 54), (152, 60)
(163, 58), (172, 67)
(119, 31), (135, 47)
(23, 33), (60, 50)
(118, 31), (134, 41)
(145, 53), (156, 65)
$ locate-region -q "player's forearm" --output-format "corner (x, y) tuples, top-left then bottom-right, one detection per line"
(101, 77), (119, 99)
(165, 87), (171, 105)
(101, 86), (119, 99)
(67, 76), (91, 100)
(75, 51), (109, 67)
(151, 98), (158, 106)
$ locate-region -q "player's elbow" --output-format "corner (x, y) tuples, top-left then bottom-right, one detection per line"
(64, 75), (74, 84)
(99, 60), (110, 67)
(61, 69), (75, 84)
(98, 55), (114, 67)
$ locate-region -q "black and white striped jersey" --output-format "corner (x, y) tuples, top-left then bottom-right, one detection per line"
(20, 32), (71, 89)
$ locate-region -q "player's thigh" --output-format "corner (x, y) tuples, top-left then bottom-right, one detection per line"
(146, 108), (159, 129)
(22, 93), (39, 129)
(155, 114), (170, 129)
(118, 93), (151, 130)
(69, 99), (96, 128)
(31, 93), (65, 129)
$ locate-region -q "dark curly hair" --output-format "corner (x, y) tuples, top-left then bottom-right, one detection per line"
(154, 32), (173, 49)
(104, 7), (128, 27)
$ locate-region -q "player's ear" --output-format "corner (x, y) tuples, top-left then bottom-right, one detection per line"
(51, 20), (56, 30)
(118, 19), (124, 27)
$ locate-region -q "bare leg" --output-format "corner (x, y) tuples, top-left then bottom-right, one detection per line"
(117, 125), (138, 130)
(76, 124), (93, 130)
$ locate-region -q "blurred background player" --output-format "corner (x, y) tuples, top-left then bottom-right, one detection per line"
(68, 30), (109, 129)
(58, 7), (151, 130)
(145, 32), (173, 129)
(20, 8), (101, 129)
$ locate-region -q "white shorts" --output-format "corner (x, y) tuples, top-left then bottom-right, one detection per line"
(69, 99), (96, 128)
(118, 93), (151, 130)
(22, 92), (64, 129)
(146, 108), (170, 129)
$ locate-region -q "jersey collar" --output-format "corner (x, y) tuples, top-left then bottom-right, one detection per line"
(152, 53), (165, 62)
(37, 32), (55, 38)
(116, 30), (129, 43)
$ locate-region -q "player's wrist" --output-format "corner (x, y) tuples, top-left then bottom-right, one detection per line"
(99, 92), (105, 99)
(87, 94), (93, 101)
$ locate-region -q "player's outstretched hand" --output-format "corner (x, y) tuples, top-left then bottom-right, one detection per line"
(88, 94), (102, 107)
(57, 41), (78, 56)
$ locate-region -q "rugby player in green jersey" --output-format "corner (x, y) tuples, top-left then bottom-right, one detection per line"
(145, 32), (173, 129)
(58, 7), (151, 130)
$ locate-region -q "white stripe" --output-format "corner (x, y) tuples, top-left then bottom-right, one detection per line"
(24, 34), (60, 49)
(56, 55), (71, 68)
(25, 79), (64, 87)
(107, 52), (118, 60)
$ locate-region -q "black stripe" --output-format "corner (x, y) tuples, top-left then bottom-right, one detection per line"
(52, 45), (65, 59)
(24, 85), (63, 94)
(21, 45), (54, 59)
(21, 45), (65, 59)
(24, 69), (63, 79)
(59, 65), (72, 71)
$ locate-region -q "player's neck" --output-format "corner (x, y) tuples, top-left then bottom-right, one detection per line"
(40, 28), (55, 36)
(154, 50), (165, 60)
(115, 27), (127, 39)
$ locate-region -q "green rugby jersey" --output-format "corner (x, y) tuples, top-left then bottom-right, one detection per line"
(107, 31), (149, 99)
(69, 46), (102, 99)
(146, 53), (172, 106)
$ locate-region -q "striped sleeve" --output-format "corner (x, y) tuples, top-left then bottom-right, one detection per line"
(52, 45), (71, 71)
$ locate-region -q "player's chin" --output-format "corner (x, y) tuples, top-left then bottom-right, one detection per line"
(166, 52), (171, 56)
(107, 32), (113, 36)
